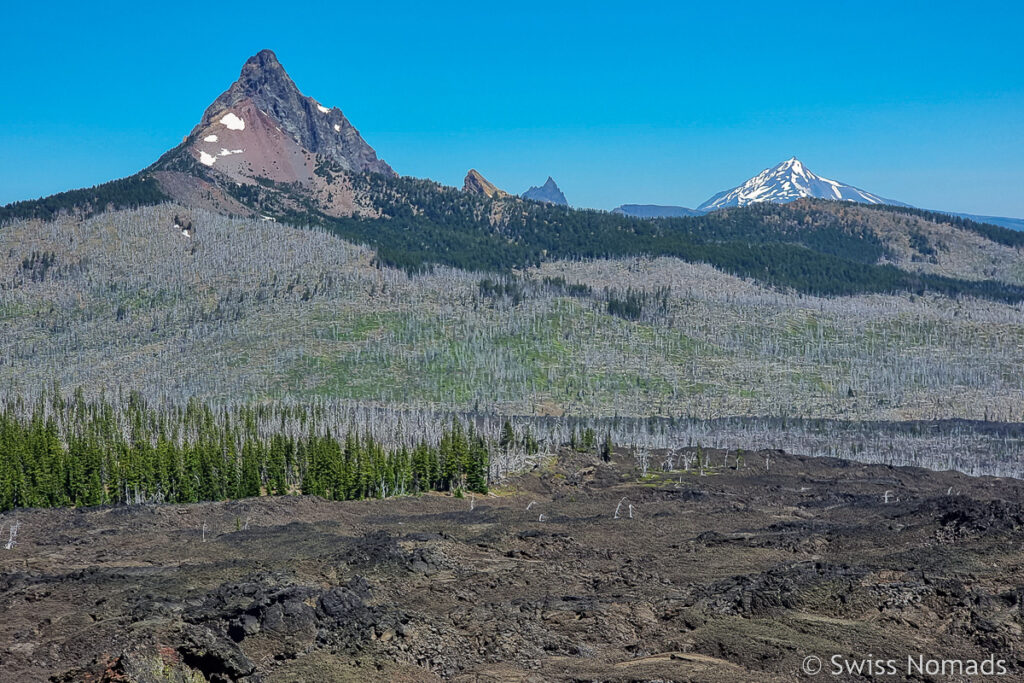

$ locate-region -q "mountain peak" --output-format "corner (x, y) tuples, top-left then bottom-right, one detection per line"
(148, 49), (394, 217)
(217, 49), (296, 107)
(522, 177), (568, 205)
(252, 48), (282, 65)
(697, 158), (905, 211)
(212, 51), (296, 112)
(244, 49), (285, 73)
(463, 169), (508, 198)
(179, 49), (393, 179)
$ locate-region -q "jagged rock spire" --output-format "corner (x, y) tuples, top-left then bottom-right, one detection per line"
(522, 177), (567, 205)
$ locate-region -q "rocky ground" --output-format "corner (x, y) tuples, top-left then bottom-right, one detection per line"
(2, 448), (1024, 681)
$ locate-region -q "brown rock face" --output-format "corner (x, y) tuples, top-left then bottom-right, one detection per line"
(463, 169), (508, 198)
(150, 49), (391, 217)
(197, 50), (393, 177)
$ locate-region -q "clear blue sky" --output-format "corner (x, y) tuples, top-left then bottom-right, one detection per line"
(2, 0), (1022, 216)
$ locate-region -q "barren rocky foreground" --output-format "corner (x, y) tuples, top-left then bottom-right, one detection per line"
(2, 449), (1024, 682)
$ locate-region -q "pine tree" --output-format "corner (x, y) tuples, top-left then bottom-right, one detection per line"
(267, 435), (287, 495)
(239, 439), (262, 498)
(447, 420), (469, 492)
(467, 435), (489, 494)
(499, 420), (515, 452)
(523, 427), (539, 456)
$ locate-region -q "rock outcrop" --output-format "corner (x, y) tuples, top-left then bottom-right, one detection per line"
(522, 177), (567, 205)
(463, 169), (508, 198)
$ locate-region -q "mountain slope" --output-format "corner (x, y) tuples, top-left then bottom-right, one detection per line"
(698, 157), (907, 211)
(7, 203), (1024, 426)
(292, 170), (1024, 302)
(522, 177), (567, 205)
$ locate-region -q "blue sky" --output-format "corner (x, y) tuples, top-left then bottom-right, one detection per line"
(2, 1), (1022, 216)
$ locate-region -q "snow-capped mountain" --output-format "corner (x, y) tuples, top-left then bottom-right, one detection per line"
(697, 157), (907, 211)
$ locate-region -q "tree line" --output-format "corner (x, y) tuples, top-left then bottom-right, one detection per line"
(0, 391), (490, 512)
(0, 174), (168, 223)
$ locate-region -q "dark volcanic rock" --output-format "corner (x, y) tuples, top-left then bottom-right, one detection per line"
(177, 624), (255, 681)
(338, 530), (407, 567)
(697, 563), (868, 617)
(17, 450), (1024, 682)
(923, 496), (1024, 535)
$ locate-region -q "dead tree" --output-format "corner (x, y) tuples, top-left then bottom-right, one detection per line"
(4, 521), (20, 550)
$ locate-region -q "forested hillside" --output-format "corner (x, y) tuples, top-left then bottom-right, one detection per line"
(5, 167), (1023, 301)
(4, 205), (1024, 425)
(0, 174), (168, 222)
(311, 172), (1024, 300)
(3, 203), (1024, 512)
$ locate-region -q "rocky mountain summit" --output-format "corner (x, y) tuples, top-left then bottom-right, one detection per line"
(462, 169), (508, 198)
(698, 157), (906, 211)
(522, 177), (567, 205)
(199, 49), (394, 176)
(150, 49), (392, 217)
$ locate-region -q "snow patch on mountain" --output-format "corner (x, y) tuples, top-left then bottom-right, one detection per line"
(219, 112), (245, 130)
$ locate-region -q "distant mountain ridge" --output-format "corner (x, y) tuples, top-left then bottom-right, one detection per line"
(613, 204), (702, 219)
(950, 212), (1024, 232)
(522, 177), (567, 205)
(4, 48), (1024, 305)
(698, 157), (908, 211)
(2, 48), (1020, 239)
